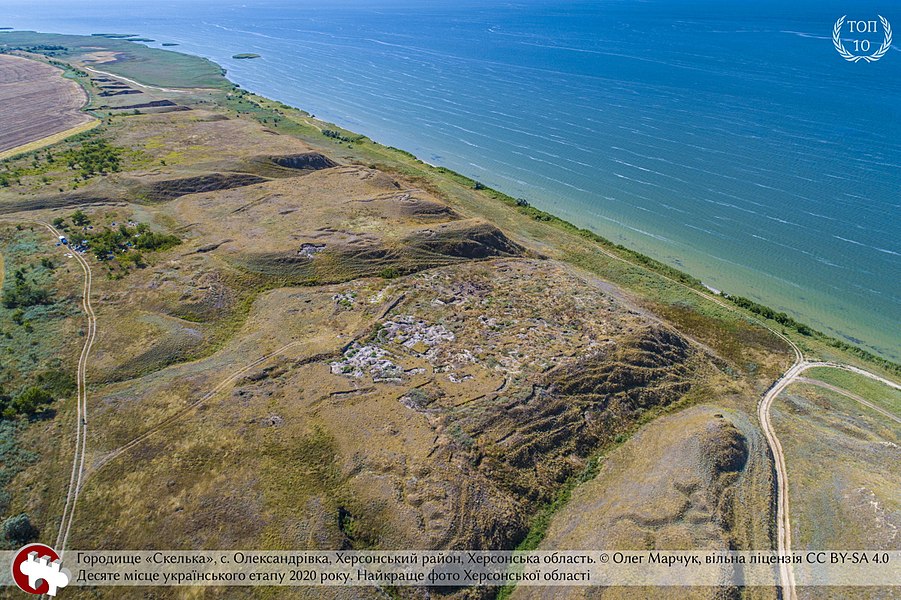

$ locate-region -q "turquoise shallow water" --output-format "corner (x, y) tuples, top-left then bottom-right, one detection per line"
(5, 0), (900, 359)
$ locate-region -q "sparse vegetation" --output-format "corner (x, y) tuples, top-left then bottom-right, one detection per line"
(0, 32), (895, 591)
(322, 129), (362, 144)
(1, 386), (53, 419)
(65, 138), (122, 177)
(1, 267), (52, 308)
(2, 513), (38, 545)
(776, 383), (899, 559)
(805, 367), (901, 416)
(0, 421), (37, 517)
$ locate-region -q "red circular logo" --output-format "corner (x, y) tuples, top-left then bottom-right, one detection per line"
(11, 544), (61, 595)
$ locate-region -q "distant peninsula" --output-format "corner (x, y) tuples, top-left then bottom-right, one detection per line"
(232, 53), (261, 59)
(91, 33), (139, 39)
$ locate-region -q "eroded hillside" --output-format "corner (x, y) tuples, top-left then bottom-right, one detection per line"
(0, 46), (805, 600)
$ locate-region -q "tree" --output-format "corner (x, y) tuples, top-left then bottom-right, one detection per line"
(2, 513), (38, 545)
(2, 275), (51, 308)
(118, 250), (145, 268)
(71, 210), (89, 226)
(11, 387), (53, 417)
(66, 139), (122, 177)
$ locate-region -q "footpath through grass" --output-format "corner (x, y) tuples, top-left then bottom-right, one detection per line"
(805, 367), (901, 417)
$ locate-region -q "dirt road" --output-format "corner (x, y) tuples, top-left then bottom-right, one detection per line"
(89, 341), (302, 476)
(84, 66), (190, 93)
(758, 359), (900, 600)
(0, 219), (95, 559)
(44, 223), (96, 556)
(795, 376), (901, 425)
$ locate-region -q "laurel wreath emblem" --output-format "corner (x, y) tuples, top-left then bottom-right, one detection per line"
(833, 15), (893, 63)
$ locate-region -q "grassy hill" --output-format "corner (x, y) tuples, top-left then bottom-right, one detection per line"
(0, 31), (896, 600)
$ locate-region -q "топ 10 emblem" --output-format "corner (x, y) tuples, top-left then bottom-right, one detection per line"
(833, 16), (892, 63)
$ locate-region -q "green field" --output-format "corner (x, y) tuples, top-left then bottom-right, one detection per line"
(805, 367), (901, 417)
(0, 30), (228, 89)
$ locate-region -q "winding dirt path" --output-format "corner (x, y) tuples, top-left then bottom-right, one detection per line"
(794, 377), (901, 426)
(48, 223), (95, 556)
(760, 359), (900, 600)
(0, 220), (95, 558)
(758, 359), (803, 599)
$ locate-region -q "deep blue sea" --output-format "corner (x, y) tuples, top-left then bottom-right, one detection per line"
(4, 0), (900, 358)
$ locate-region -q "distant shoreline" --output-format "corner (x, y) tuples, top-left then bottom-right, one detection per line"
(6, 25), (897, 360)
(1, 28), (897, 371)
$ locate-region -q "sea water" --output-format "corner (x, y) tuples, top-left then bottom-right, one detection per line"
(5, 0), (899, 358)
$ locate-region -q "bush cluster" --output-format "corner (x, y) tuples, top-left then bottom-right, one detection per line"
(65, 139), (122, 177)
(1, 269), (51, 309)
(84, 222), (179, 261)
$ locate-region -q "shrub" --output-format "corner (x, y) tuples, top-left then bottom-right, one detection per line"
(378, 267), (401, 279)
(71, 210), (90, 226)
(34, 370), (75, 398)
(2, 513), (38, 545)
(322, 129), (358, 143)
(2, 270), (51, 309)
(724, 294), (812, 335)
(118, 251), (145, 268)
(133, 231), (180, 252)
(9, 387), (53, 418)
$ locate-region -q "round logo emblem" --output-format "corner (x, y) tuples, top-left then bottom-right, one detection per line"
(833, 15), (893, 62)
(10, 544), (71, 596)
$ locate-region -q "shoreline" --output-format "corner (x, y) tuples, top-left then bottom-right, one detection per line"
(5, 27), (897, 362)
(202, 57), (899, 363)
(2, 22), (898, 362)
(1, 30), (898, 373)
